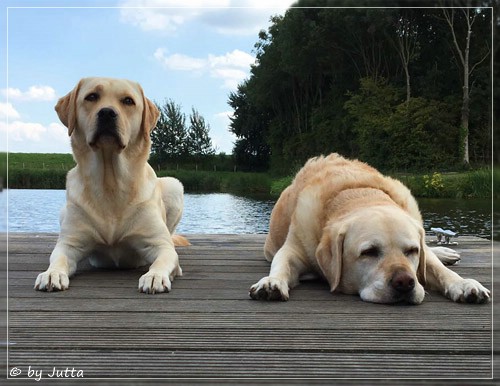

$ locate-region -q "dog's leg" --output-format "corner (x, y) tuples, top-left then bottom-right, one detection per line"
(159, 177), (184, 235)
(138, 243), (182, 294)
(424, 246), (490, 303)
(34, 242), (83, 291)
(249, 244), (308, 301)
(431, 246), (461, 265)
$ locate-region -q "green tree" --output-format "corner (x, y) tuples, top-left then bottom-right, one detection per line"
(228, 81), (271, 171)
(345, 77), (460, 170)
(187, 108), (215, 159)
(151, 99), (187, 162)
(228, 4), (492, 173)
(441, 6), (491, 164)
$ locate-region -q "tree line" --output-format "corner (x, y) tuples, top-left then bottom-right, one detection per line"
(228, 1), (495, 173)
(150, 100), (216, 167)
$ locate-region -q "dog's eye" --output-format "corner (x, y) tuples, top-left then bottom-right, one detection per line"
(404, 247), (419, 257)
(84, 93), (99, 102)
(361, 247), (380, 258)
(122, 97), (135, 106)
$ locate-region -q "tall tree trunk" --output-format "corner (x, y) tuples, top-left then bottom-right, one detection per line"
(443, 7), (473, 164)
(404, 64), (411, 104)
(393, 13), (416, 106)
(461, 54), (470, 164)
(442, 6), (490, 165)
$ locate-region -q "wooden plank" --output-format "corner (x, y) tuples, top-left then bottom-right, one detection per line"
(7, 351), (492, 378)
(7, 311), (492, 331)
(3, 233), (494, 380)
(8, 328), (491, 353)
(7, 297), (494, 316)
(7, 282), (492, 301)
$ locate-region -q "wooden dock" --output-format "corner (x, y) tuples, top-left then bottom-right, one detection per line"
(3, 233), (495, 381)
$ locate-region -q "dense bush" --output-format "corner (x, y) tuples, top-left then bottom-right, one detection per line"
(344, 78), (460, 171)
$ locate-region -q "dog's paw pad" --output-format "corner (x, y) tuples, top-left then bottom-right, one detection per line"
(138, 271), (172, 294)
(249, 276), (289, 301)
(34, 270), (69, 292)
(446, 279), (490, 304)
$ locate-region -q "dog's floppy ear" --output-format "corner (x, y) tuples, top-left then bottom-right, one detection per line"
(140, 88), (160, 141)
(417, 229), (427, 286)
(55, 79), (83, 136)
(315, 223), (345, 292)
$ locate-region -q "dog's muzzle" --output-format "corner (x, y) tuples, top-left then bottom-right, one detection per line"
(389, 270), (418, 304)
(89, 107), (125, 149)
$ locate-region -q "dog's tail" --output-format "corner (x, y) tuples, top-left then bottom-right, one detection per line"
(172, 234), (191, 247)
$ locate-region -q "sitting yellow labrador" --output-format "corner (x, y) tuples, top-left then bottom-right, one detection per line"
(35, 77), (188, 294)
(250, 153), (490, 304)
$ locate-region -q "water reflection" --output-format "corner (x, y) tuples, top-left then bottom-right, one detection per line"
(418, 198), (492, 239)
(0, 189), (492, 238)
(178, 193), (274, 234)
(0, 190), (276, 234)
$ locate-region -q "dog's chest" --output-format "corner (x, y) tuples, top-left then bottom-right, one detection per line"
(90, 241), (145, 269)
(92, 214), (136, 246)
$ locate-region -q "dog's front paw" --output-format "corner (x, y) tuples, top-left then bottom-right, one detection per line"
(432, 246), (461, 265)
(34, 270), (69, 291)
(446, 279), (490, 303)
(249, 276), (289, 301)
(138, 270), (172, 294)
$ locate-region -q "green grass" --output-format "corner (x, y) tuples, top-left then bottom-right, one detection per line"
(3, 153), (74, 189)
(3, 152), (273, 194)
(7, 152), (75, 170)
(158, 170), (272, 194)
(396, 169), (494, 199)
(270, 176), (293, 196)
(2, 152), (496, 199)
(269, 169), (495, 199)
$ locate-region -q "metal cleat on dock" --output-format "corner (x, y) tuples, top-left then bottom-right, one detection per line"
(430, 227), (458, 245)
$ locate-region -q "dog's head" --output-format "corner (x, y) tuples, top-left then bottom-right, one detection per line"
(55, 77), (159, 154)
(315, 205), (427, 305)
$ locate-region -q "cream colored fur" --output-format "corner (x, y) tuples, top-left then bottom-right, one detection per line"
(251, 153), (490, 304)
(35, 77), (189, 294)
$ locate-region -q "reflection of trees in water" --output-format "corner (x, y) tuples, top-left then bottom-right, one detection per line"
(419, 198), (492, 238)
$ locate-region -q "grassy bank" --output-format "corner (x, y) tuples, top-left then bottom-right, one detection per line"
(2, 153), (495, 199)
(271, 169), (495, 199)
(158, 170), (272, 195)
(398, 169), (495, 199)
(2, 153), (272, 194)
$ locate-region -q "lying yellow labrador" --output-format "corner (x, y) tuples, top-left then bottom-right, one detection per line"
(250, 153), (490, 304)
(35, 77), (188, 294)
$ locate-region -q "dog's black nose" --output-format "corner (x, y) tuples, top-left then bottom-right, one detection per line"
(390, 271), (415, 293)
(98, 108), (117, 120)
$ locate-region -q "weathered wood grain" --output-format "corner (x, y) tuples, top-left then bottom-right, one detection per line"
(4, 232), (495, 381)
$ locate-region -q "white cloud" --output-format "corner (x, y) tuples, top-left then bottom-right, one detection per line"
(200, 0), (294, 36)
(155, 48), (254, 89)
(0, 121), (71, 153)
(207, 50), (254, 69)
(119, 0), (293, 35)
(211, 68), (247, 89)
(47, 122), (68, 138)
(0, 120), (69, 150)
(120, 0), (229, 33)
(154, 49), (206, 71)
(0, 103), (20, 119)
(120, 6), (186, 33)
(2, 85), (57, 102)
(214, 110), (233, 121)
(0, 120), (47, 142)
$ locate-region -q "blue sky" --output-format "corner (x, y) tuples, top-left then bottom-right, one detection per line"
(0, 0), (295, 154)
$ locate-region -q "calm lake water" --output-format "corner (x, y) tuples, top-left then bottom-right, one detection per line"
(0, 189), (493, 239)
